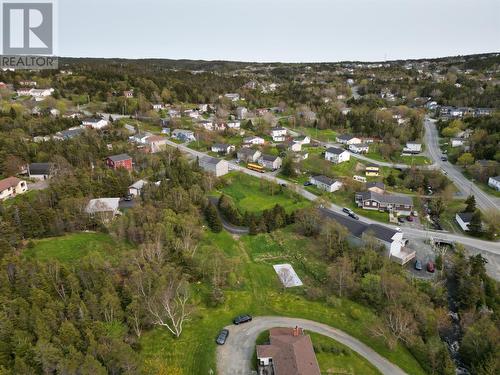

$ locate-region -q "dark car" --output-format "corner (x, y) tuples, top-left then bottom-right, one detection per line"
(407, 216), (413, 222)
(414, 259), (422, 271)
(427, 261), (435, 273)
(216, 329), (229, 345)
(342, 207), (352, 215)
(441, 156), (448, 162)
(280, 183), (287, 188)
(348, 212), (359, 220)
(233, 314), (252, 325)
(303, 181), (312, 186)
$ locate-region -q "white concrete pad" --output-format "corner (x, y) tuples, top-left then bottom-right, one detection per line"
(273, 263), (303, 287)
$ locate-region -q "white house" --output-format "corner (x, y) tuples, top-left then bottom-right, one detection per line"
(17, 88), (54, 98)
(85, 198), (121, 222)
(172, 129), (196, 142)
(403, 142), (422, 154)
(455, 212), (473, 232)
(237, 148), (261, 163)
(243, 136), (265, 145)
(145, 135), (168, 153)
(227, 121), (241, 129)
(28, 163), (52, 180)
(224, 93), (240, 102)
(199, 157), (229, 177)
(236, 107), (248, 119)
(287, 142), (302, 152)
(325, 147), (350, 164)
(270, 127), (287, 142)
(0, 177), (28, 201)
(152, 103), (164, 111)
(451, 138), (465, 148)
(211, 143), (235, 155)
(336, 134), (361, 145)
(81, 117), (109, 130)
(199, 120), (214, 131)
(349, 143), (369, 154)
(310, 175), (343, 193)
(128, 180), (148, 197)
(259, 155), (282, 170)
(488, 176), (500, 191)
(294, 136), (310, 145)
(129, 132), (153, 144)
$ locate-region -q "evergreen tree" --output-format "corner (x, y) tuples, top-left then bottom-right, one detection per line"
(205, 202), (222, 233)
(469, 210), (482, 236)
(464, 195), (476, 213)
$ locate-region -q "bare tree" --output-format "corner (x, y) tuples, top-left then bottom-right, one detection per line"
(135, 270), (191, 338)
(384, 306), (417, 345)
(327, 256), (355, 297)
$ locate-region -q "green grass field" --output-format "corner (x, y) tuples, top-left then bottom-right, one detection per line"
(217, 172), (311, 213)
(139, 229), (426, 375)
(310, 332), (382, 375)
(24, 232), (132, 264)
(295, 127), (338, 142)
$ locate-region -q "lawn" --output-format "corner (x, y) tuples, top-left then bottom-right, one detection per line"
(139, 229), (426, 375)
(217, 172), (311, 213)
(310, 332), (381, 375)
(295, 127), (337, 143)
(24, 232), (132, 264)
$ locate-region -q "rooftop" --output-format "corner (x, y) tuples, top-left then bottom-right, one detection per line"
(107, 153), (132, 162)
(0, 177), (23, 191)
(326, 147), (346, 155)
(312, 175), (337, 186)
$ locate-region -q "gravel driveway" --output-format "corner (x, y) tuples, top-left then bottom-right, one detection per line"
(216, 316), (407, 375)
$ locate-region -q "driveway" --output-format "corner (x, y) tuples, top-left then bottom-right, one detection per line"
(217, 316), (407, 375)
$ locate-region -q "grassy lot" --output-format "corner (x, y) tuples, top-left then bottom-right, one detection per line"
(310, 332), (381, 375)
(294, 127), (337, 143)
(217, 172), (311, 213)
(139, 229), (426, 375)
(24, 232), (132, 264)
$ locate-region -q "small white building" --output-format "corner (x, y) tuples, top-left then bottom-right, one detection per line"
(455, 212), (473, 232)
(243, 136), (265, 145)
(199, 157), (229, 177)
(451, 138), (465, 148)
(259, 155), (282, 170)
(81, 117), (109, 129)
(227, 121), (241, 129)
(294, 136), (310, 145)
(152, 103), (164, 111)
(348, 143), (369, 154)
(211, 143), (235, 155)
(128, 180), (148, 197)
(336, 134), (361, 145)
(310, 175), (343, 193)
(488, 176), (500, 191)
(236, 107), (248, 119)
(270, 127), (287, 142)
(237, 148), (262, 163)
(325, 147), (350, 164)
(172, 129), (196, 142)
(198, 120), (214, 131)
(0, 177), (28, 201)
(403, 142), (422, 154)
(224, 93), (240, 102)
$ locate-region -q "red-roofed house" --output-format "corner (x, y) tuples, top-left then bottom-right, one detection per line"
(105, 154), (133, 171)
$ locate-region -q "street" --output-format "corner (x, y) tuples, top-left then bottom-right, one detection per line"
(424, 117), (500, 211)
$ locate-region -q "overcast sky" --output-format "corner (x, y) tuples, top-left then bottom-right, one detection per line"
(58, 0), (500, 62)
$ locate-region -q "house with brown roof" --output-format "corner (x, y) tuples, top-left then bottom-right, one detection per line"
(0, 177), (28, 201)
(257, 327), (320, 375)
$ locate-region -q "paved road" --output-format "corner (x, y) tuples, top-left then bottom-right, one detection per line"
(424, 117), (500, 212)
(164, 139), (500, 274)
(208, 196), (249, 235)
(216, 316), (407, 375)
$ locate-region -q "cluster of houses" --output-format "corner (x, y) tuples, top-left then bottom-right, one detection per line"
(438, 106), (495, 119)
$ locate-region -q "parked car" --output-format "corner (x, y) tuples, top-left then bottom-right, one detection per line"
(303, 181), (312, 186)
(407, 216), (413, 222)
(348, 212), (359, 220)
(414, 259), (422, 271)
(216, 329), (229, 345)
(395, 227), (402, 232)
(280, 183), (287, 188)
(441, 156), (448, 161)
(427, 261), (435, 273)
(342, 207), (353, 215)
(233, 315), (252, 325)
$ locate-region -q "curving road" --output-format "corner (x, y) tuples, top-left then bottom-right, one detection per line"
(424, 117), (500, 211)
(216, 316), (407, 375)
